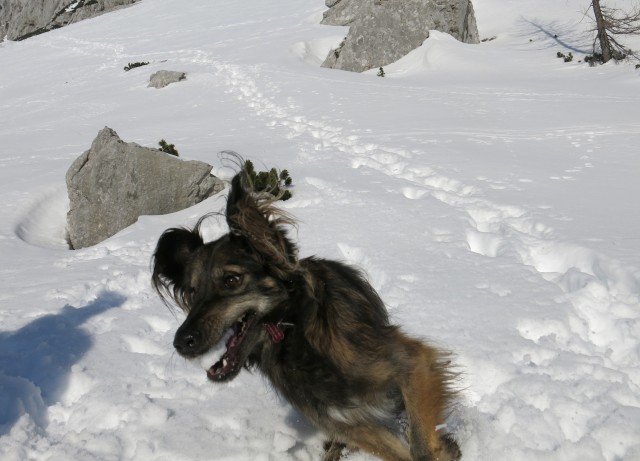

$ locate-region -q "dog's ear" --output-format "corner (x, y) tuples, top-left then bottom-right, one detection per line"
(226, 171), (298, 279)
(152, 227), (203, 310)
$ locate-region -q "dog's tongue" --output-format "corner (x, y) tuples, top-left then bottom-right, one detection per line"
(263, 323), (285, 343)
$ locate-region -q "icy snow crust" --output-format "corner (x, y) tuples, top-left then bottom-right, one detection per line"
(1, 0), (639, 460)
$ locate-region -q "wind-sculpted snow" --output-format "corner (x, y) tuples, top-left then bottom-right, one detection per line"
(15, 186), (69, 249)
(0, 0), (639, 460)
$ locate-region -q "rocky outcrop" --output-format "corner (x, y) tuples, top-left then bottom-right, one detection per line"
(148, 70), (187, 89)
(321, 0), (479, 73)
(66, 127), (225, 249)
(0, 0), (138, 42)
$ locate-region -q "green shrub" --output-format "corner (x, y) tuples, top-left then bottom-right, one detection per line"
(244, 160), (293, 201)
(124, 61), (149, 72)
(158, 139), (179, 156)
(585, 53), (604, 66)
(556, 51), (574, 63)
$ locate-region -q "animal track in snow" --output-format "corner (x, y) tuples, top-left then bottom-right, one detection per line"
(143, 315), (173, 334)
(401, 187), (427, 200)
(466, 230), (506, 258)
(211, 61), (640, 390)
(121, 334), (167, 356)
(59, 365), (95, 406)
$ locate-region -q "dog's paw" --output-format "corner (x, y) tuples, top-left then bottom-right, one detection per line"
(322, 439), (347, 461)
(438, 434), (461, 461)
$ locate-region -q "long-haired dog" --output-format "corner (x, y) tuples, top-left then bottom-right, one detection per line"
(152, 166), (461, 461)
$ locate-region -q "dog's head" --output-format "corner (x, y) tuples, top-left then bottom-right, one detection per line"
(152, 169), (298, 382)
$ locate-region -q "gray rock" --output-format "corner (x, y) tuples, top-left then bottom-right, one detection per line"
(148, 70), (187, 89)
(66, 127), (225, 249)
(321, 0), (479, 73)
(0, 0), (138, 42)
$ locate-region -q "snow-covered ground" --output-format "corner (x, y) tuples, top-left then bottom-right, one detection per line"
(1, 0), (639, 459)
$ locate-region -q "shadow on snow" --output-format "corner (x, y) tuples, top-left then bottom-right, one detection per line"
(519, 17), (593, 54)
(0, 291), (125, 435)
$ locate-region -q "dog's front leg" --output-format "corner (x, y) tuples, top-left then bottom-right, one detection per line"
(322, 439), (347, 461)
(337, 424), (411, 461)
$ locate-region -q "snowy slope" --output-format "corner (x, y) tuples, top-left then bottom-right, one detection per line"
(1, 0), (639, 460)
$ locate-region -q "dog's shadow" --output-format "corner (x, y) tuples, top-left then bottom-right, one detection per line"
(0, 291), (125, 435)
(284, 407), (318, 439)
(282, 407), (329, 457)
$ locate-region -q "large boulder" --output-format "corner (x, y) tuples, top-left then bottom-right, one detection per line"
(321, 0), (479, 73)
(0, 0), (138, 42)
(66, 127), (225, 249)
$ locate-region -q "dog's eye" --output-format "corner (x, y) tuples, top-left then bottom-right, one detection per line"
(223, 274), (243, 289)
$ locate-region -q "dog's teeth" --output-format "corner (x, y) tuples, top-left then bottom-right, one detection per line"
(197, 330), (234, 371)
(222, 358), (228, 368)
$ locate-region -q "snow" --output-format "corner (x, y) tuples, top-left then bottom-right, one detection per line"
(66, 2), (81, 14)
(1, 0), (639, 459)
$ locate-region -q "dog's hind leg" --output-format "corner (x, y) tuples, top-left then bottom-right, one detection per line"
(399, 342), (461, 461)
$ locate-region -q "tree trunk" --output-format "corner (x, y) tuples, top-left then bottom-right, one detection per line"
(592, 0), (613, 62)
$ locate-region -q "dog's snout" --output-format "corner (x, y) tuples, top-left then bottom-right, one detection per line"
(173, 328), (202, 356)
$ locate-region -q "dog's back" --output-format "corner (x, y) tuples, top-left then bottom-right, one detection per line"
(252, 257), (460, 461)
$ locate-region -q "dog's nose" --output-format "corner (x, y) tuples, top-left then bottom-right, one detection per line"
(173, 329), (201, 355)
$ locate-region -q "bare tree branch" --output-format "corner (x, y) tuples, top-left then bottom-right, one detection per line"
(589, 0), (640, 63)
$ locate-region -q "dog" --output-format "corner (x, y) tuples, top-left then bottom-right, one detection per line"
(152, 166), (461, 461)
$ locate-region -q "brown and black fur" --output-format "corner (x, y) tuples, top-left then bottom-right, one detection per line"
(152, 167), (461, 461)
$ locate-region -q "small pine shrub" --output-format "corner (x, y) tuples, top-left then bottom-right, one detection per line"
(585, 53), (603, 66)
(244, 160), (293, 201)
(158, 139), (179, 156)
(556, 51), (573, 63)
(377, 67), (385, 77)
(124, 61), (149, 72)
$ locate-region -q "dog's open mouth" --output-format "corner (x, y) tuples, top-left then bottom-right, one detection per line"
(207, 311), (257, 382)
